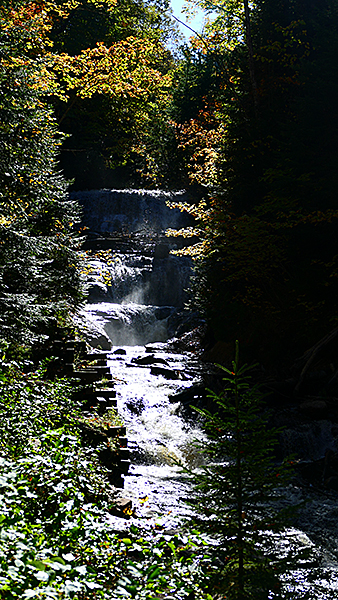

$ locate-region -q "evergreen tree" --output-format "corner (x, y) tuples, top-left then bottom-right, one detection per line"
(0, 18), (86, 347)
(186, 344), (294, 599)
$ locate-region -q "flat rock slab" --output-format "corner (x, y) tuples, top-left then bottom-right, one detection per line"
(86, 365), (110, 373)
(145, 343), (167, 353)
(93, 389), (117, 398)
(107, 426), (126, 437)
(85, 353), (109, 361)
(72, 370), (112, 382)
(96, 395), (117, 404)
(169, 385), (206, 405)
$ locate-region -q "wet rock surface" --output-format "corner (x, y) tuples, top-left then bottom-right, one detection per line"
(71, 189), (193, 236)
(131, 354), (169, 366)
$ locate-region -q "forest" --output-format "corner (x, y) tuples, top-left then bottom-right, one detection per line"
(3, 0), (338, 364)
(2, 0), (338, 597)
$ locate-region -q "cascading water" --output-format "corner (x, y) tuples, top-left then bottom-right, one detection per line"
(76, 189), (338, 598)
(72, 189), (198, 348)
(107, 344), (205, 527)
(73, 188), (207, 526)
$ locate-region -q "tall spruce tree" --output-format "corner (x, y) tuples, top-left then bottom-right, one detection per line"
(0, 19), (86, 348)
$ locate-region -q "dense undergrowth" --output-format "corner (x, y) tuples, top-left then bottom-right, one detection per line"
(0, 358), (215, 600)
(1, 345), (309, 600)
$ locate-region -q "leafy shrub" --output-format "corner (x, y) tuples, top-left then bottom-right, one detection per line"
(0, 363), (213, 599)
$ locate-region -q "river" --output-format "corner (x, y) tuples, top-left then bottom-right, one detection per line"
(75, 188), (338, 599)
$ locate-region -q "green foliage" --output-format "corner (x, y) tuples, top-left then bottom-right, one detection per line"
(0, 364), (114, 598)
(184, 343), (295, 599)
(172, 48), (221, 125)
(50, 0), (174, 54)
(45, 0), (177, 188)
(0, 25), (86, 348)
(0, 362), (213, 599)
(114, 527), (211, 599)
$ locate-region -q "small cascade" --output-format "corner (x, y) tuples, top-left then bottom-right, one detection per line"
(84, 303), (170, 346)
(107, 344), (205, 526)
(87, 250), (193, 308)
(75, 188), (200, 348)
(72, 188), (193, 236)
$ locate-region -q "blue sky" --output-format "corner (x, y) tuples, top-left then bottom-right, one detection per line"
(170, 0), (206, 38)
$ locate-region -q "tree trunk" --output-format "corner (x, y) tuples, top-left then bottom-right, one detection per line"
(243, 0), (259, 115)
(235, 369), (244, 595)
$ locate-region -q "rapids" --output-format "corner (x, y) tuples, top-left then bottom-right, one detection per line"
(78, 189), (338, 598)
(107, 343), (205, 527)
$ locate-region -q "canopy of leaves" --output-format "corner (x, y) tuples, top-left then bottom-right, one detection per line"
(170, 0), (338, 364)
(1, 0), (178, 188)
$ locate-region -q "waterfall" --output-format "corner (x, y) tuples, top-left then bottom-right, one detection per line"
(72, 188), (206, 526)
(72, 188), (193, 236)
(72, 188), (200, 348)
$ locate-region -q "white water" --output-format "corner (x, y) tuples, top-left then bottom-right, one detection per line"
(84, 303), (172, 346)
(107, 343), (205, 528)
(103, 341), (338, 598)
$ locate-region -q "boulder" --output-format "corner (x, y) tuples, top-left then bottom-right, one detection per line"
(108, 497), (132, 518)
(150, 366), (180, 379)
(89, 334), (112, 350)
(74, 309), (112, 350)
(154, 306), (174, 320)
(131, 355), (169, 366)
(169, 385), (206, 406)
